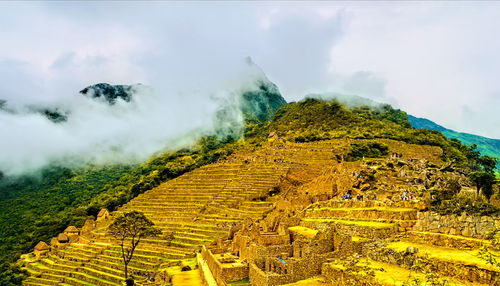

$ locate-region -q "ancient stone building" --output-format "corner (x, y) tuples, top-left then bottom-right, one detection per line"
(96, 208), (110, 222)
(33, 241), (49, 258)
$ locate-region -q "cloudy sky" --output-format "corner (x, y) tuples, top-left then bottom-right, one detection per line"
(1, 1), (499, 174)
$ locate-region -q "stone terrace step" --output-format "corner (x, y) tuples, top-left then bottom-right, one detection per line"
(406, 231), (492, 250)
(301, 217), (398, 239)
(371, 241), (500, 285)
(323, 258), (483, 286)
(305, 206), (417, 221)
(23, 277), (60, 286)
(24, 159), (289, 285)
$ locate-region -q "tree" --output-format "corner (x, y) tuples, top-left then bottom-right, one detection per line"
(469, 171), (497, 200)
(479, 156), (498, 173)
(0, 262), (27, 286)
(108, 211), (161, 284)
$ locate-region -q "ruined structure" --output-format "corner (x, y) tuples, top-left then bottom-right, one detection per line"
(21, 138), (499, 285)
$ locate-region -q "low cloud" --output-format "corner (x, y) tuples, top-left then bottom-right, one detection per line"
(0, 60), (269, 176)
(1, 2), (499, 176)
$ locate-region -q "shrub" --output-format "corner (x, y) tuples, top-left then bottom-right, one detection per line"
(431, 196), (500, 216)
(346, 142), (389, 161)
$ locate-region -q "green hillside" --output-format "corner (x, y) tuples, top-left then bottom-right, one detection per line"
(0, 96), (495, 285)
(408, 115), (500, 172)
(0, 78), (287, 284)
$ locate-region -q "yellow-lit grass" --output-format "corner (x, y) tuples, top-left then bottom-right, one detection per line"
(358, 259), (478, 286)
(386, 241), (500, 271)
(301, 218), (395, 229)
(288, 226), (318, 238)
(280, 276), (336, 286)
(312, 207), (416, 212)
(171, 269), (203, 286)
(351, 236), (370, 242)
(408, 231), (492, 244)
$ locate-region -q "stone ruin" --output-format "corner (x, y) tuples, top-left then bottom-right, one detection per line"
(20, 138), (500, 286)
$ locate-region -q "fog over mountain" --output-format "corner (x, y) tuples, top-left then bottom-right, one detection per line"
(0, 60), (283, 176)
(1, 1), (500, 176)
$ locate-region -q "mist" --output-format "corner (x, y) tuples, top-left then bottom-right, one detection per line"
(1, 2), (500, 176)
(0, 60), (271, 177)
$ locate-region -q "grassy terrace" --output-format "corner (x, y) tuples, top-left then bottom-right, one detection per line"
(288, 226), (318, 238)
(408, 231), (492, 244)
(309, 206), (416, 212)
(301, 218), (396, 229)
(170, 269), (203, 286)
(356, 259), (478, 286)
(387, 241), (500, 271)
(22, 158), (291, 284)
(281, 277), (335, 286)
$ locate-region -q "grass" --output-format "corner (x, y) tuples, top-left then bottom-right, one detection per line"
(386, 241), (500, 271)
(351, 236), (371, 242)
(358, 259), (428, 286)
(228, 277), (250, 285)
(280, 276), (335, 286)
(409, 231), (492, 244)
(311, 206), (416, 212)
(160, 258), (197, 274)
(171, 269), (203, 286)
(288, 226), (318, 238)
(64, 276), (100, 286)
(360, 258), (491, 286)
(301, 218), (396, 229)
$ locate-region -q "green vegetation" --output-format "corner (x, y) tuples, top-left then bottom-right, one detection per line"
(266, 98), (475, 167)
(408, 114), (500, 173)
(0, 164), (133, 281)
(240, 79), (287, 123)
(469, 171), (497, 200)
(346, 142), (389, 161)
(1, 95), (497, 285)
(429, 143), (498, 215)
(0, 263), (26, 286)
(0, 136), (239, 285)
(431, 196), (500, 216)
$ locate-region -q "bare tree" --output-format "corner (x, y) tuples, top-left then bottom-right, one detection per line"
(108, 211), (161, 284)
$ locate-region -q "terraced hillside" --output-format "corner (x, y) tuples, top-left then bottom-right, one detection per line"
(19, 138), (356, 286)
(310, 199), (499, 285)
(21, 159), (289, 286)
(20, 137), (499, 286)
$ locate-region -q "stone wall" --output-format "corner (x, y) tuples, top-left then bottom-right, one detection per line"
(413, 211), (499, 238)
(333, 235), (371, 257)
(249, 255), (332, 286)
(257, 233), (290, 246)
(244, 242), (292, 263)
(201, 247), (248, 284)
(249, 263), (294, 286)
(196, 253), (218, 286)
(301, 220), (397, 240)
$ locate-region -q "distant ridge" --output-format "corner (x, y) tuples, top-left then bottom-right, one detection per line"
(408, 115), (500, 171)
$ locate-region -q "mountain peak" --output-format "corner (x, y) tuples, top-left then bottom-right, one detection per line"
(79, 83), (138, 105)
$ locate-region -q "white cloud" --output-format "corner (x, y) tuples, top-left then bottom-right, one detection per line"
(327, 2), (500, 137)
(0, 1), (499, 176)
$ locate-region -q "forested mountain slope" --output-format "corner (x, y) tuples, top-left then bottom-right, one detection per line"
(409, 115), (500, 172)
